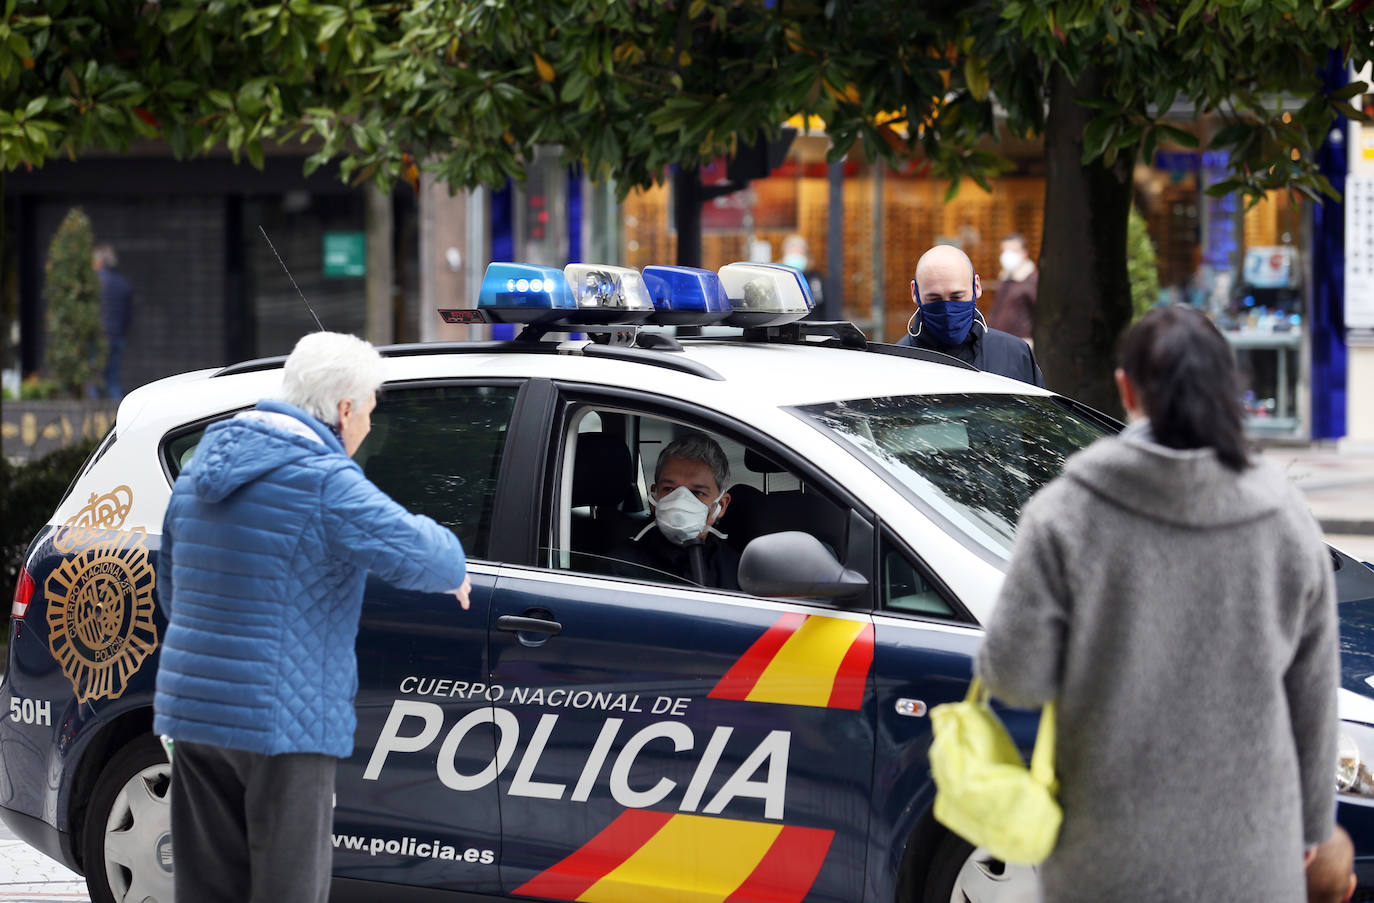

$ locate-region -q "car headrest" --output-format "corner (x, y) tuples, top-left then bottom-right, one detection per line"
(744, 448), (785, 474)
(572, 433), (635, 509)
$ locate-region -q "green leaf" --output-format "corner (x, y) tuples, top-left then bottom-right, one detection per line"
(1332, 99), (1372, 123)
(1331, 80), (1369, 101)
(164, 7), (197, 32)
(1142, 125), (1160, 165)
(1155, 124), (1200, 148)
(1209, 121), (1254, 149)
(318, 15), (348, 44)
(560, 69), (588, 103)
(1081, 114), (1115, 163)
(963, 56), (989, 101)
(1204, 178), (1245, 197)
(1177, 0), (1206, 30)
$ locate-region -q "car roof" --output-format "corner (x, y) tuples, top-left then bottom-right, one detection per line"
(111, 334), (1050, 440)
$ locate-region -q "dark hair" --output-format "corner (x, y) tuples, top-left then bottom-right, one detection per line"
(1119, 305), (1249, 472)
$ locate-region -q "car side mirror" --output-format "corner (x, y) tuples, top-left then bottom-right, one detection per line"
(738, 531), (869, 599)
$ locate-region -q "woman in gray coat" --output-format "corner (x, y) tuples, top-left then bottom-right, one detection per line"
(977, 305), (1337, 902)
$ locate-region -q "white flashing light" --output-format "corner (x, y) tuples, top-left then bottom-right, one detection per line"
(563, 263), (655, 324)
(717, 262), (813, 328)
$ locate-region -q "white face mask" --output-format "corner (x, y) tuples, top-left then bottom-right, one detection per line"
(999, 249), (1026, 274)
(651, 485), (722, 546)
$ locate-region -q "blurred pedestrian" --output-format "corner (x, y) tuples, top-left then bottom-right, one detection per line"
(92, 243), (133, 399)
(978, 305), (1338, 902)
(897, 243), (1043, 386)
(785, 233), (824, 314)
(781, 233), (826, 314)
(155, 332), (472, 903)
(989, 233), (1037, 343)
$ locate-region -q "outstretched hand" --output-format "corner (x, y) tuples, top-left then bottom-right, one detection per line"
(450, 576), (472, 610)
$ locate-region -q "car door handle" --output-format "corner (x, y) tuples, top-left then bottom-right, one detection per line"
(496, 615), (562, 636)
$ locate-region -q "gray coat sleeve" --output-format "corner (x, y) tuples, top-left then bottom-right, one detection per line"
(976, 496), (1067, 708)
(1286, 532), (1339, 848)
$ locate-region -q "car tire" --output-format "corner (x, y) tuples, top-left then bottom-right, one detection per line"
(81, 734), (175, 903)
(922, 832), (1039, 903)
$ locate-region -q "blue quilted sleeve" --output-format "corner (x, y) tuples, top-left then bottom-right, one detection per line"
(320, 463), (467, 593)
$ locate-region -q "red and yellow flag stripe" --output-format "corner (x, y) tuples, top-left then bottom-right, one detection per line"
(709, 613), (874, 710)
(514, 810), (833, 903)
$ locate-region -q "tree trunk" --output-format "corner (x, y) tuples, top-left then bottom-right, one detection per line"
(365, 183), (394, 345)
(1036, 66), (1134, 417)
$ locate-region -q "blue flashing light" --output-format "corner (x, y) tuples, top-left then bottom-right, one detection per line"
(641, 265), (732, 326)
(477, 262), (576, 323)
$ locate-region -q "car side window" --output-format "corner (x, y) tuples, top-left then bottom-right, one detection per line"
(547, 408), (850, 595)
(353, 384), (519, 561)
(165, 428), (204, 478)
(881, 533), (957, 618)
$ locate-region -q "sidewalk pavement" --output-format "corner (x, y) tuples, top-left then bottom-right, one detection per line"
(1260, 443), (1374, 563)
(0, 816), (87, 901)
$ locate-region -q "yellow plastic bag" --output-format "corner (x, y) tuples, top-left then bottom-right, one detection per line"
(928, 677), (1061, 864)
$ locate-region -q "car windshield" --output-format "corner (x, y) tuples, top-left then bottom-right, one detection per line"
(797, 394), (1113, 560)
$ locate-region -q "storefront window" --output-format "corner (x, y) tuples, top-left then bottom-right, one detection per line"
(1139, 138), (1311, 439)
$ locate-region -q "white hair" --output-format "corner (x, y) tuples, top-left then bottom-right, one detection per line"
(278, 332), (383, 425)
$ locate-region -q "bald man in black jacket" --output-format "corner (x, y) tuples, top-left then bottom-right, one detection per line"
(896, 244), (1044, 388)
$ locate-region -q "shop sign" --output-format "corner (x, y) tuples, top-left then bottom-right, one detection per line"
(324, 231), (366, 278)
(1346, 177), (1374, 330)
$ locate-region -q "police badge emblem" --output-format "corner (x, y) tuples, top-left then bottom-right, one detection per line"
(45, 486), (159, 703)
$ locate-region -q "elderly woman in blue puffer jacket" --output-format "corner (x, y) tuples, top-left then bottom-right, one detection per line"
(154, 331), (469, 903)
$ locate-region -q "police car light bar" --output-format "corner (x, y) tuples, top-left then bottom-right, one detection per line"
(717, 262), (814, 328)
(438, 260), (809, 331)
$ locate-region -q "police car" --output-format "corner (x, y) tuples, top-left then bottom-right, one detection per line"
(6, 261), (1374, 903)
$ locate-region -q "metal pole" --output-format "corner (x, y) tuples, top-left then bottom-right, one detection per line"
(825, 160), (844, 320)
(871, 165), (886, 339)
(465, 186), (487, 341)
(674, 166), (703, 269)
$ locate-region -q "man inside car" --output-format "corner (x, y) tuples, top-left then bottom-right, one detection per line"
(613, 433), (740, 590)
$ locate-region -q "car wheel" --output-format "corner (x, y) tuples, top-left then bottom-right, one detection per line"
(81, 734), (174, 903)
(923, 832), (1039, 903)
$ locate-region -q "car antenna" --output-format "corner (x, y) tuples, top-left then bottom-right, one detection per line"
(258, 225), (325, 331)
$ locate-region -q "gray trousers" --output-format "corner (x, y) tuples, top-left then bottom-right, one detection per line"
(170, 740), (336, 903)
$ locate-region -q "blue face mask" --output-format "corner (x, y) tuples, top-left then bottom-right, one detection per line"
(917, 298), (976, 346)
